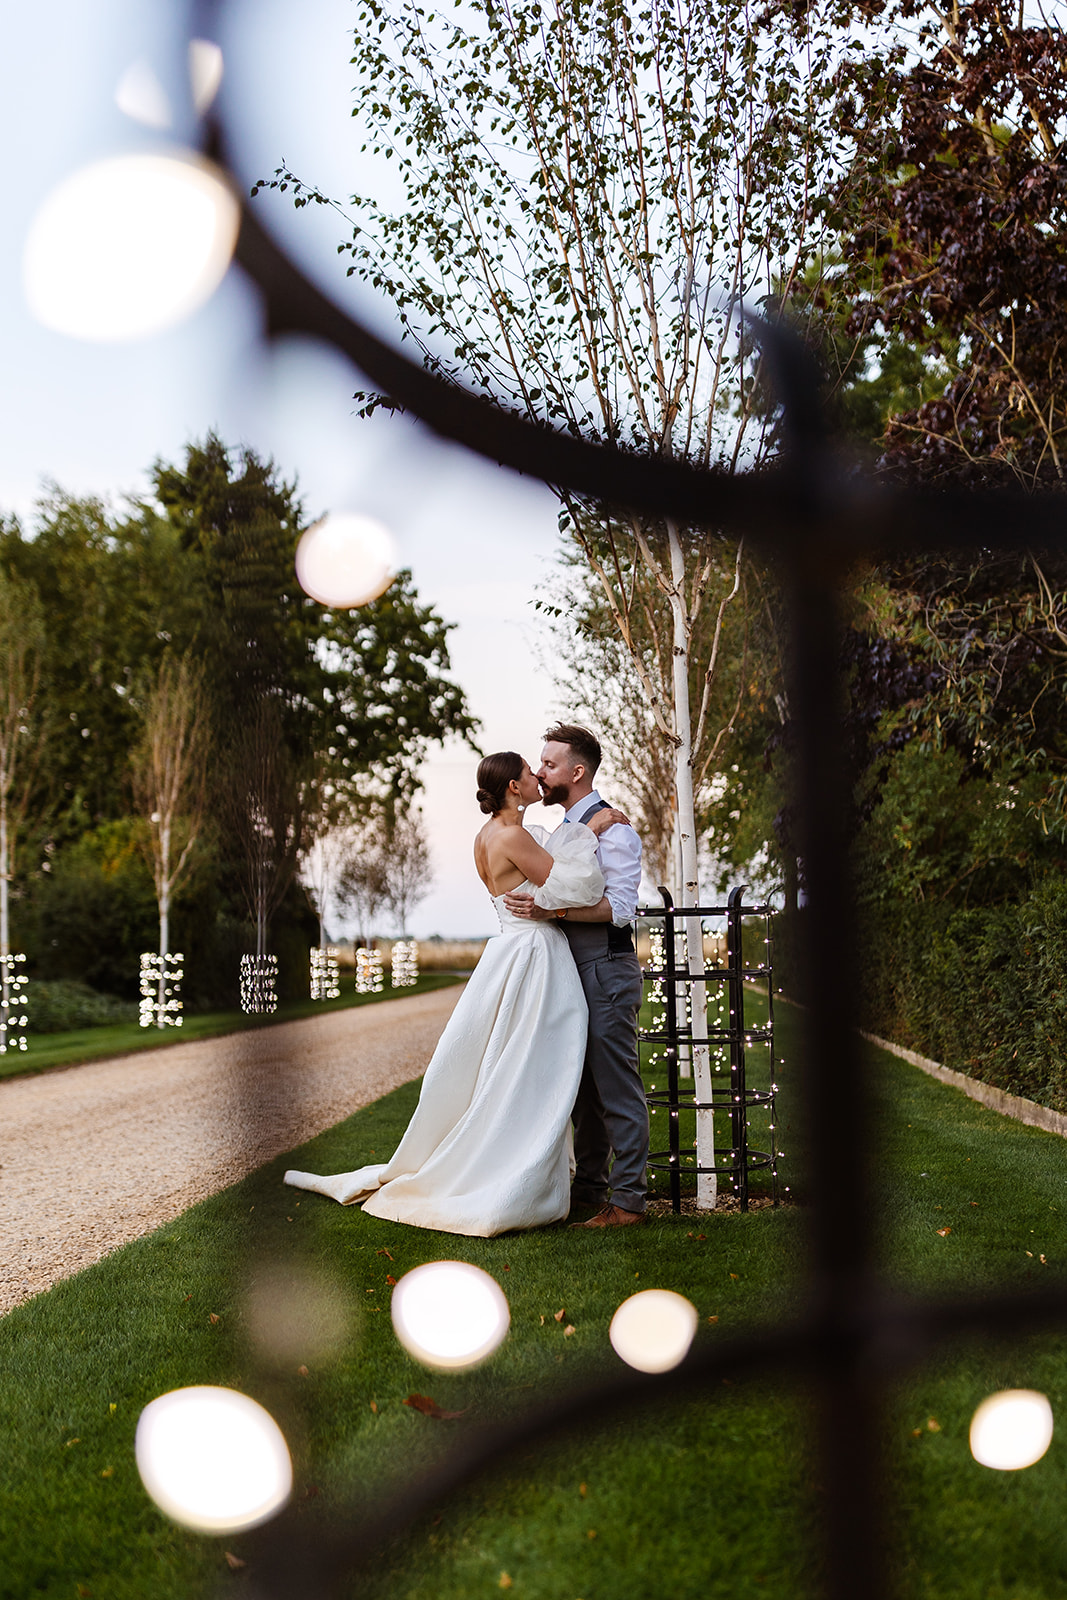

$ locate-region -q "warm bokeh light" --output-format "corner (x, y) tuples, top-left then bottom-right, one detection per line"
(294, 512), (396, 608)
(115, 60), (172, 128)
(135, 1386), (292, 1532)
(391, 1261), (510, 1370)
(609, 1289), (699, 1374)
(244, 1262), (350, 1367)
(189, 39), (225, 113)
(24, 152), (239, 342)
(969, 1389), (1054, 1471)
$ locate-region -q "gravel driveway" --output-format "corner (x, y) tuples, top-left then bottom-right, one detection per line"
(0, 986), (464, 1317)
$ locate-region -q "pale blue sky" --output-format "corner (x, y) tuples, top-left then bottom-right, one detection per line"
(1, 0), (579, 937)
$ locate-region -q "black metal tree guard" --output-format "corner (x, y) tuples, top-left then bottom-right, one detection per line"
(642, 886), (778, 1213)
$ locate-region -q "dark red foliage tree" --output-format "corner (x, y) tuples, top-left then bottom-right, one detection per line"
(843, 0), (1067, 490)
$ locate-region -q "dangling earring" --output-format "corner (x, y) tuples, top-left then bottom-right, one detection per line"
(517, 803), (526, 813)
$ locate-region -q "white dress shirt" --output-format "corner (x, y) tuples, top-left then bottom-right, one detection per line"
(563, 789), (642, 927)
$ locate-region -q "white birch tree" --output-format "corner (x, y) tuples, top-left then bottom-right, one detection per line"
(262, 0), (847, 1203)
(0, 571), (45, 1045)
(130, 653), (209, 1024)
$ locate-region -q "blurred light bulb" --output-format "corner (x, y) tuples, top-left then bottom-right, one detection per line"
(969, 1389), (1053, 1471)
(190, 40), (224, 113)
(244, 1263), (349, 1367)
(609, 1289), (698, 1374)
(135, 1386), (292, 1532)
(391, 1261), (510, 1370)
(115, 60), (173, 128)
(295, 513), (395, 607)
(24, 152), (239, 341)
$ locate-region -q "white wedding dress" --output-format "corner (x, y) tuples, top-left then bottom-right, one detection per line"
(284, 824), (605, 1236)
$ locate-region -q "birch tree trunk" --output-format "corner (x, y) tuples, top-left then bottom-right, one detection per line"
(668, 520), (716, 1208)
(157, 819), (171, 1018)
(0, 795), (9, 1039)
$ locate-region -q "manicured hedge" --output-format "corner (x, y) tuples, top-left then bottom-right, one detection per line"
(775, 884), (1067, 1115)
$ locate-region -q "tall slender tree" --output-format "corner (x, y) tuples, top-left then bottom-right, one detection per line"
(0, 569), (45, 1041)
(130, 652), (209, 1022)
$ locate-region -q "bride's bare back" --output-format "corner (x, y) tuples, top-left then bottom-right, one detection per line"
(474, 819), (552, 897)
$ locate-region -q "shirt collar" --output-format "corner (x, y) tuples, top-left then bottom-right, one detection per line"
(564, 789), (602, 825)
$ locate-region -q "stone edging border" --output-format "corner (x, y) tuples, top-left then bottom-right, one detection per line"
(859, 1029), (1067, 1141)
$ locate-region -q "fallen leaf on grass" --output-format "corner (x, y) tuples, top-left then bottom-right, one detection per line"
(911, 1428), (922, 1438)
(297, 1365), (309, 1378)
(729, 1273), (738, 1281)
(927, 1418), (941, 1433)
(564, 1325), (576, 1338)
(376, 1249), (394, 1260)
(101, 1467), (113, 1478)
(108, 1403), (117, 1415)
(499, 1575), (513, 1590)
(404, 1394), (467, 1420)
(386, 1275), (398, 1287)
(936, 1228), (951, 1238)
(76, 1587), (91, 1598)
(707, 1315), (719, 1324)
(64, 1438), (80, 1448)
(539, 1315), (545, 1326)
(579, 1483), (587, 1498)
(209, 1312), (221, 1324)
(370, 1401), (378, 1414)
(587, 1528), (597, 1539)
(553, 1308), (566, 1323)
(224, 1552), (246, 1570)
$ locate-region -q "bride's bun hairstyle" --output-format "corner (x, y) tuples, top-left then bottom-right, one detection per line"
(476, 751), (524, 815)
(543, 722), (601, 777)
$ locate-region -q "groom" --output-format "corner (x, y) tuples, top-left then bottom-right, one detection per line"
(504, 724), (648, 1228)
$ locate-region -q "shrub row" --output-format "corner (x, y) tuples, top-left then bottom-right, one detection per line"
(21, 980), (138, 1034)
(775, 881), (1067, 1116)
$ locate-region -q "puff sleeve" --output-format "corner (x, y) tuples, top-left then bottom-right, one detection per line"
(531, 823), (605, 911)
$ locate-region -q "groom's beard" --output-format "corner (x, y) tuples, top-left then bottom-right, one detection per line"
(539, 783), (570, 809)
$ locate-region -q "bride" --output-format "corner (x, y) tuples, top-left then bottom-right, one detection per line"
(283, 751), (625, 1236)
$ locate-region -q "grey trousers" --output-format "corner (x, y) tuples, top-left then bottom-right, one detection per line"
(570, 950), (648, 1213)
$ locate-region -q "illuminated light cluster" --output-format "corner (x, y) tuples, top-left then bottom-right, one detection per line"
(139, 952), (184, 1028)
(970, 1390), (1054, 1471)
(391, 1262), (510, 1370)
(310, 945), (341, 1001)
(240, 955), (278, 1015)
(136, 1387), (291, 1533)
(391, 939), (419, 988)
(0, 952), (29, 1054)
(355, 948), (384, 995)
(295, 513), (396, 609)
(24, 152), (239, 342)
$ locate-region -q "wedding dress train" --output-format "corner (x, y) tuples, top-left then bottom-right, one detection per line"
(284, 824), (605, 1236)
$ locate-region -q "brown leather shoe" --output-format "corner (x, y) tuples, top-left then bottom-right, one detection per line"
(570, 1202), (645, 1229)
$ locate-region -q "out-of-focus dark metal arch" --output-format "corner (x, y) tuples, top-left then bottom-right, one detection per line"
(184, 8), (1067, 1595)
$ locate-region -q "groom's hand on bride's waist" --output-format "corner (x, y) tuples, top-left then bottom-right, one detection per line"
(503, 891), (554, 921)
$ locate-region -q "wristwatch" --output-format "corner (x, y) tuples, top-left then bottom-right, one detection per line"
(555, 908), (568, 920)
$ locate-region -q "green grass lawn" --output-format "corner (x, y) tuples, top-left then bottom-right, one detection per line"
(0, 974), (464, 1081)
(2, 1000), (1067, 1598)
